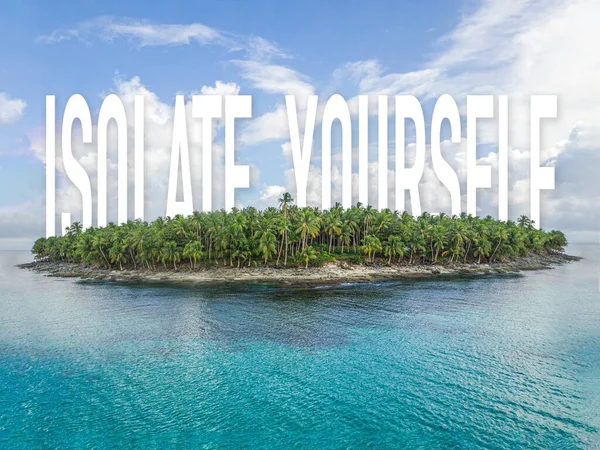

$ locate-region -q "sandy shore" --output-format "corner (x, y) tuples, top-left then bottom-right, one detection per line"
(18, 252), (581, 288)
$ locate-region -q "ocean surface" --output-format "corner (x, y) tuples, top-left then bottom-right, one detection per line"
(0, 245), (599, 449)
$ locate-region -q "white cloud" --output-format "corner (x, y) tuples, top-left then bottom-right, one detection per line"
(239, 104), (292, 146)
(340, 60), (439, 98)
(0, 92), (26, 124)
(200, 81), (240, 96)
(37, 16), (289, 61)
(232, 60), (313, 97)
(259, 185), (286, 202)
(37, 16), (224, 47)
(334, 0), (600, 149)
(37, 16), (311, 151)
(27, 76), (244, 229)
(281, 142), (292, 156)
(104, 21), (221, 47)
(233, 60), (316, 146)
(244, 36), (291, 61)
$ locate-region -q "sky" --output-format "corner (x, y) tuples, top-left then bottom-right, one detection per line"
(0, 0), (599, 249)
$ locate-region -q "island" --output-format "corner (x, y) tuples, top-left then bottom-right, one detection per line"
(21, 194), (579, 286)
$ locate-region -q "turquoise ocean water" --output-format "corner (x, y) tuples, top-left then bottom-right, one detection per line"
(0, 245), (599, 448)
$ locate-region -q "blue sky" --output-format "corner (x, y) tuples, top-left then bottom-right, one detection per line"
(1, 0), (599, 246)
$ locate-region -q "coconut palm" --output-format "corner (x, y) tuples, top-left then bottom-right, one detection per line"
(32, 206), (565, 271)
(360, 235), (382, 263)
(183, 241), (204, 269)
(258, 231), (277, 264)
(384, 235), (405, 264)
(300, 245), (317, 269)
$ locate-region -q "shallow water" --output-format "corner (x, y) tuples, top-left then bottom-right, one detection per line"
(1, 245), (599, 448)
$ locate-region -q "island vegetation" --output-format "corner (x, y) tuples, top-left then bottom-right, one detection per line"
(30, 193), (568, 273)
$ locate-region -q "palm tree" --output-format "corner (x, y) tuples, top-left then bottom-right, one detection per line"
(66, 221), (83, 238)
(384, 235), (405, 264)
(258, 231), (277, 264)
(431, 224), (447, 262)
(472, 236), (492, 263)
(33, 205), (567, 270)
(360, 235), (382, 263)
(301, 245), (317, 269)
(109, 242), (127, 270)
(362, 205), (376, 235)
(183, 241), (204, 269)
(517, 215), (532, 230)
(490, 227), (509, 262)
(296, 208), (320, 253)
(91, 232), (111, 268)
(162, 241), (181, 270)
(324, 214), (342, 253)
(339, 226), (352, 253)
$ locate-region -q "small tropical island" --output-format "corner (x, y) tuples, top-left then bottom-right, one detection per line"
(22, 193), (578, 286)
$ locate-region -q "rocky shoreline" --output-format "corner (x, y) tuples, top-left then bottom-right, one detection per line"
(18, 252), (581, 288)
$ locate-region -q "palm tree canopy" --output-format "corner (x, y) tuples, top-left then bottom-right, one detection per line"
(32, 194), (566, 270)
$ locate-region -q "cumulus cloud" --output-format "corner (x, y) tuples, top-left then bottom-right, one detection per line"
(239, 104), (292, 146)
(28, 76), (244, 231)
(235, 61), (317, 146)
(200, 81), (240, 96)
(0, 93), (26, 124)
(259, 185), (286, 203)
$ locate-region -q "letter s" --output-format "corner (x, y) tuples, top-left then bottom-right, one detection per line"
(62, 94), (93, 232)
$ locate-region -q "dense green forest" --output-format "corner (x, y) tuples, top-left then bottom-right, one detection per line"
(32, 193), (567, 270)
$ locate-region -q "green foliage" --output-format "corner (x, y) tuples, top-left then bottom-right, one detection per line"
(351, 256), (364, 265)
(31, 194), (567, 270)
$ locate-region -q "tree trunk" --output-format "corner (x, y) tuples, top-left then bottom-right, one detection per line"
(491, 239), (502, 262)
(129, 248), (137, 270)
(276, 236), (283, 266)
(99, 248), (111, 269)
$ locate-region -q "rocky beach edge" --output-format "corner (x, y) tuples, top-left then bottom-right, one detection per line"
(17, 252), (582, 288)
